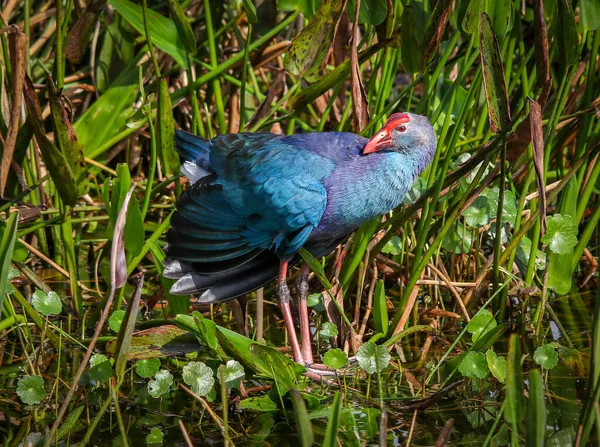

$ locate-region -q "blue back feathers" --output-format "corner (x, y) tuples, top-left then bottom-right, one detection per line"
(169, 131), (361, 263)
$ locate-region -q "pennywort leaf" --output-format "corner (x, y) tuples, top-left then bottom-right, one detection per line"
(356, 342), (390, 374)
(146, 427), (165, 444)
(89, 354), (113, 383)
(541, 214), (578, 255)
(17, 376), (46, 405)
(486, 349), (507, 383)
(467, 309), (498, 342)
(320, 322), (339, 339)
(109, 309), (126, 333)
(148, 369), (174, 398)
(32, 289), (62, 315)
(323, 348), (348, 369)
(182, 361), (215, 396)
(458, 351), (489, 379)
(217, 360), (245, 390)
(533, 344), (559, 370)
(135, 358), (161, 379)
(381, 236), (403, 255)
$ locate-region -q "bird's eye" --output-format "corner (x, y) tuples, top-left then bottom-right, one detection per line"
(398, 125), (406, 132)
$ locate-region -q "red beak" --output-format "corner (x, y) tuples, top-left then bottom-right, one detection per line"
(363, 129), (392, 154)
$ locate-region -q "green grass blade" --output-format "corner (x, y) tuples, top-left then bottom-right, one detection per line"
(554, 0), (580, 68)
(290, 390), (314, 447)
(75, 62), (139, 158)
(322, 391), (342, 447)
(114, 274), (143, 380)
(479, 11), (511, 133)
(166, 0), (196, 54)
(505, 334), (524, 445)
(372, 279), (388, 336)
(60, 213), (82, 316)
(109, 0), (188, 68)
(157, 78), (179, 178)
(0, 211), (18, 311)
(298, 247), (332, 290)
(339, 217), (379, 288)
(526, 369), (546, 447)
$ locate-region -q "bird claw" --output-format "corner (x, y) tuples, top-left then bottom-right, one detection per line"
(303, 362), (354, 377)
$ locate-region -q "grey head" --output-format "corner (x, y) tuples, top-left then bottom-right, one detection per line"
(362, 112), (437, 172)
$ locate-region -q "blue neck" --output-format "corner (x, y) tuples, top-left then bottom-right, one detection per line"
(319, 150), (428, 234)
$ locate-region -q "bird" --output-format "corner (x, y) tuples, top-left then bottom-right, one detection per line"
(164, 112), (437, 372)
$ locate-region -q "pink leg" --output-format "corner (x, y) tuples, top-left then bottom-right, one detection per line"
(296, 264), (313, 364)
(277, 261), (303, 364)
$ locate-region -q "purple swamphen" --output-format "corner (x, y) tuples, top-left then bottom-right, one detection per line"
(164, 113), (437, 371)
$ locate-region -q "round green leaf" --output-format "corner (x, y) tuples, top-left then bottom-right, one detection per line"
(467, 309), (497, 342)
(541, 214), (578, 255)
(356, 342), (390, 374)
(135, 358), (161, 379)
(491, 424), (509, 446)
(6, 265), (19, 294)
(148, 370), (174, 398)
(485, 349), (507, 383)
(217, 360), (245, 390)
(323, 348), (348, 369)
(442, 223), (473, 254)
(458, 351), (489, 379)
(12, 238), (28, 262)
(90, 353), (109, 367)
(319, 322), (339, 339)
(516, 236), (546, 271)
(306, 293), (325, 312)
(533, 345), (558, 370)
(17, 376), (46, 405)
(146, 427), (164, 444)
(381, 236), (403, 255)
(32, 289), (62, 315)
(18, 432), (44, 447)
(464, 195), (494, 227)
(109, 309), (126, 333)
(89, 354), (113, 383)
(182, 361), (214, 396)
(306, 293), (322, 307)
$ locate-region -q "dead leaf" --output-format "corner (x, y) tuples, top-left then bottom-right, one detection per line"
(23, 76), (78, 205)
(111, 184), (136, 288)
(506, 117), (531, 164)
(284, 0), (345, 82)
(421, 0), (453, 69)
(245, 71), (285, 130)
(350, 1), (369, 133)
(529, 99), (546, 235)
(533, 0), (550, 95)
(65, 0), (107, 64)
(106, 325), (201, 360)
(506, 78), (551, 165)
(480, 12), (511, 133)
(47, 74), (89, 195)
(1, 27), (26, 197)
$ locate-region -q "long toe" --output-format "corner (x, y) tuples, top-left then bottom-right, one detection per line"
(305, 363), (353, 377)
